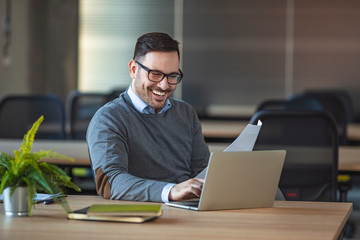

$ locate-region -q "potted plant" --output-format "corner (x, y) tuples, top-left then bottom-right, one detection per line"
(0, 116), (81, 216)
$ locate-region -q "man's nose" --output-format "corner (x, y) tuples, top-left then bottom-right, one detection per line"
(157, 77), (170, 89)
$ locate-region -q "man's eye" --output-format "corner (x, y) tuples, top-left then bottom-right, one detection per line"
(168, 74), (178, 78)
(151, 72), (163, 77)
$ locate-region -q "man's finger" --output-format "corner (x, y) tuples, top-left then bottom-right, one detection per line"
(194, 178), (205, 183)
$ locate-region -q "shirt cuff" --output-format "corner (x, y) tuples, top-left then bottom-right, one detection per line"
(161, 183), (176, 203)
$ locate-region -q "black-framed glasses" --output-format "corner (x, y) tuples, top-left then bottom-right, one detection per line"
(135, 61), (183, 85)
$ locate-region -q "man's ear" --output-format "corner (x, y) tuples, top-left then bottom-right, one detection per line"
(129, 59), (137, 80)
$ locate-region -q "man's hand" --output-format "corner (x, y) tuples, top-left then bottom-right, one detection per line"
(168, 178), (205, 201)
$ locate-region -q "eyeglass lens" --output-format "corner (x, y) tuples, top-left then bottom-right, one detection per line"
(148, 71), (181, 84)
(136, 60), (182, 85)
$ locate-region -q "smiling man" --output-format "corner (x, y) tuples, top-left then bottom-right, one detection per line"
(87, 32), (210, 202)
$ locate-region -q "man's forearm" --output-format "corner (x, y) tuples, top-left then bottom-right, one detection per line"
(98, 170), (169, 202)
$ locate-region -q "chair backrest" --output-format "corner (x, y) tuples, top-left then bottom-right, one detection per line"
(256, 97), (323, 112)
(256, 100), (287, 112)
(106, 88), (126, 102)
(66, 90), (109, 140)
(299, 90), (353, 145)
(0, 94), (66, 139)
(249, 110), (339, 201)
(286, 95), (323, 111)
(305, 90), (354, 122)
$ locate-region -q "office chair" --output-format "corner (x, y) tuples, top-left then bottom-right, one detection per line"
(249, 110), (339, 202)
(0, 94), (66, 139)
(255, 99), (287, 112)
(66, 90), (110, 140)
(65, 90), (111, 195)
(306, 90), (354, 122)
(293, 90), (353, 145)
(106, 88), (126, 102)
(299, 90), (356, 204)
(256, 96), (323, 112)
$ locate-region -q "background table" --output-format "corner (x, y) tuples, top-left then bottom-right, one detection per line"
(0, 195), (352, 240)
(0, 139), (90, 166)
(348, 123), (360, 143)
(208, 143), (360, 173)
(1, 139), (359, 173)
(339, 146), (360, 173)
(201, 120), (247, 139)
(201, 120), (360, 142)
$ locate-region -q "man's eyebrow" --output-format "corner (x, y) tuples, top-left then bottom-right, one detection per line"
(152, 69), (180, 74)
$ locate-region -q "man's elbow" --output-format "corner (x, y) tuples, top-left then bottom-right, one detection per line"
(95, 167), (111, 199)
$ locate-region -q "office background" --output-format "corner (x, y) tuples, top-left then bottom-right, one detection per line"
(0, 1), (359, 239)
(0, 0), (360, 118)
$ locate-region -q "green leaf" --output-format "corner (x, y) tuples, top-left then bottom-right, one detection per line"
(33, 150), (75, 162)
(0, 152), (12, 169)
(28, 170), (54, 194)
(56, 197), (73, 213)
(38, 163), (81, 192)
(0, 171), (11, 193)
(20, 115), (44, 154)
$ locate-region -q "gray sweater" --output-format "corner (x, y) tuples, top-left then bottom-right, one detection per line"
(87, 92), (210, 202)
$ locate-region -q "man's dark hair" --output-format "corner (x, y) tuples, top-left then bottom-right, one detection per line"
(133, 32), (180, 61)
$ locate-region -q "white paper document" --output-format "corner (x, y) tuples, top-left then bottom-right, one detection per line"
(224, 120), (262, 152)
(196, 120), (262, 179)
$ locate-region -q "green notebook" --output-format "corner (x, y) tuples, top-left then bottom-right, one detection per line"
(68, 204), (162, 223)
(87, 204), (163, 217)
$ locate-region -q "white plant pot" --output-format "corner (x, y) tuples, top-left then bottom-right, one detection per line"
(3, 186), (29, 216)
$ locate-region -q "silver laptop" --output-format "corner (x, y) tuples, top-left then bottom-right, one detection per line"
(166, 150), (286, 211)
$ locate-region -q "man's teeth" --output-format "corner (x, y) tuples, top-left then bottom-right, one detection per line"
(152, 90), (165, 96)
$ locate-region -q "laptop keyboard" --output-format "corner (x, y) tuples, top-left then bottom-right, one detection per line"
(177, 201), (199, 207)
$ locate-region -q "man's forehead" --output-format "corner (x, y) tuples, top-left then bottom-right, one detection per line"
(142, 51), (180, 71)
(142, 51), (179, 60)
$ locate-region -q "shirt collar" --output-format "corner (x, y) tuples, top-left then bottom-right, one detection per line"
(127, 85), (171, 114)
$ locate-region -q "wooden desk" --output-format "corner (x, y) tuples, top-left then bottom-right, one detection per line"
(339, 146), (360, 173)
(0, 139), (90, 166)
(201, 120), (247, 139)
(201, 120), (360, 142)
(0, 195), (352, 240)
(348, 123), (360, 142)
